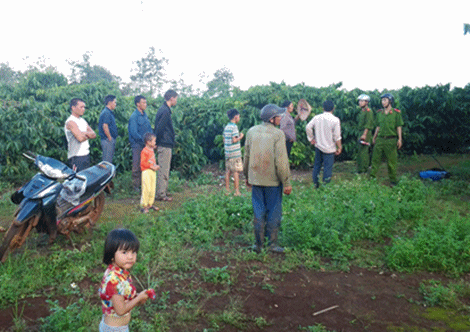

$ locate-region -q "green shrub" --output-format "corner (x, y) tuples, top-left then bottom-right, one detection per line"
(386, 213), (470, 275)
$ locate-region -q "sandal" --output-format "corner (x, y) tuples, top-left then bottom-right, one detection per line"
(149, 206), (160, 211)
(141, 208), (149, 214)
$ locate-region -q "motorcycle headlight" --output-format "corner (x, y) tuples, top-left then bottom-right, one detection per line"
(38, 161), (69, 179)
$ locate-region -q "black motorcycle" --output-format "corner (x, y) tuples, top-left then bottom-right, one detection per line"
(0, 152), (115, 262)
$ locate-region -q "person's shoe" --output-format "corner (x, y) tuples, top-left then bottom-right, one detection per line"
(269, 245), (285, 253)
(390, 182), (397, 188)
(156, 196), (173, 202)
(251, 244), (262, 253)
(314, 182), (320, 189)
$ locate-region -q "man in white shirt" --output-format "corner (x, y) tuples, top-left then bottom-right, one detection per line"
(305, 100), (342, 188)
(64, 98), (96, 171)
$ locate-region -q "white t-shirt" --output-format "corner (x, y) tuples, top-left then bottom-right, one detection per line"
(65, 115), (90, 159)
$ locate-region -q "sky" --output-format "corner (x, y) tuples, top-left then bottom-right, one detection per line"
(1, 0), (469, 92)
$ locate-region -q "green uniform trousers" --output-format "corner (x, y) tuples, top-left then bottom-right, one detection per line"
(370, 138), (398, 183)
(357, 143), (371, 173)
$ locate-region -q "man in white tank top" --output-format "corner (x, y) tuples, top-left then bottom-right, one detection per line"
(64, 98), (96, 171)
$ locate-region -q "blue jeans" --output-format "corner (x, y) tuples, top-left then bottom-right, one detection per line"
(312, 147), (334, 186)
(101, 138), (116, 163)
(252, 185), (283, 246)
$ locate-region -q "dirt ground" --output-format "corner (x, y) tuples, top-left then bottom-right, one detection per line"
(0, 257), (466, 331)
(1, 157), (469, 331)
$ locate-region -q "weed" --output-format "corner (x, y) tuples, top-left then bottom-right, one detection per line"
(254, 316), (270, 328)
(261, 282), (276, 294)
(11, 300), (27, 332)
(419, 279), (470, 311)
(200, 266), (231, 284)
(299, 323), (336, 331)
(39, 298), (101, 331)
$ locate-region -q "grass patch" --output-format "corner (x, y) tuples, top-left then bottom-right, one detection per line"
(1, 155), (470, 330)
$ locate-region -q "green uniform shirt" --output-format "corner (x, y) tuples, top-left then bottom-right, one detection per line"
(376, 108), (404, 138)
(357, 107), (375, 142)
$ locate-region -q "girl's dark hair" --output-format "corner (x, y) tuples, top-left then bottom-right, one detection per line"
(103, 229), (140, 265)
(281, 100), (292, 108)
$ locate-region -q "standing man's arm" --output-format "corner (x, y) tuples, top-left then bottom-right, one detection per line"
(243, 133), (251, 188)
(66, 121), (90, 142)
(305, 119), (316, 145)
(154, 110), (170, 143)
(85, 125), (96, 139)
(333, 120), (342, 156)
(360, 128), (369, 141)
(372, 127), (380, 145)
(102, 123), (112, 141)
(397, 126), (403, 149)
(129, 115), (143, 145)
(335, 140), (342, 156)
(274, 136), (292, 195)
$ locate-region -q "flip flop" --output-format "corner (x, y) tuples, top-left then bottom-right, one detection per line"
(141, 208), (149, 214)
(149, 206), (160, 211)
(157, 196), (173, 202)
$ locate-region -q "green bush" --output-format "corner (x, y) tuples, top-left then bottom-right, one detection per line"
(386, 213), (470, 275)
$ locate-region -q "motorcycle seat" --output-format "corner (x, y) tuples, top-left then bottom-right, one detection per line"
(77, 162), (114, 196)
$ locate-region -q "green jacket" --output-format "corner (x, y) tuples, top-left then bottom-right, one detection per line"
(357, 107), (375, 142)
(243, 122), (292, 187)
(376, 108), (404, 138)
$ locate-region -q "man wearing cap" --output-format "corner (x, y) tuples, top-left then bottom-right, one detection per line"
(243, 104), (292, 253)
(370, 93), (403, 186)
(356, 94), (375, 173)
(306, 100), (342, 188)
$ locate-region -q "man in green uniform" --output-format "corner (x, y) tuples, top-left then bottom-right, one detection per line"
(370, 93), (404, 186)
(356, 94), (375, 173)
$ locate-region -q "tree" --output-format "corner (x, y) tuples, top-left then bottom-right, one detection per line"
(129, 47), (168, 96)
(204, 67), (234, 98)
(0, 62), (20, 86)
(67, 52), (120, 84)
(168, 73), (196, 97)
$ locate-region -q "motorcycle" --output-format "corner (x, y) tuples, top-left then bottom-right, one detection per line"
(0, 152), (115, 262)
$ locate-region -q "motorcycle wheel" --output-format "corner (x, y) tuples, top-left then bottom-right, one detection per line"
(0, 215), (39, 263)
(88, 192), (105, 225)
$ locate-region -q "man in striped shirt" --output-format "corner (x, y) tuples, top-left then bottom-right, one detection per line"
(223, 109), (244, 196)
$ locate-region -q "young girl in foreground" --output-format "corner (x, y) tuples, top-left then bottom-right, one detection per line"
(98, 228), (150, 332)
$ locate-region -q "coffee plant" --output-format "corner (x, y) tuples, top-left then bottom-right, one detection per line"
(1, 77), (469, 181)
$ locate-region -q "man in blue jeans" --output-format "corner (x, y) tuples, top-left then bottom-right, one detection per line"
(306, 100), (342, 188)
(244, 104), (292, 253)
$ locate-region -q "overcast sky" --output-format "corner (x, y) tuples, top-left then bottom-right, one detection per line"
(1, 0), (469, 92)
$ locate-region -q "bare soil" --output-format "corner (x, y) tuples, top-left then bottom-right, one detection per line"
(1, 157), (469, 331)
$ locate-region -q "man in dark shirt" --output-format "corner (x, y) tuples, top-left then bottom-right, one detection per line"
(98, 95), (118, 163)
(154, 89), (178, 201)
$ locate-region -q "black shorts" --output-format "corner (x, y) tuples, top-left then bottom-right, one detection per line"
(68, 155), (90, 172)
